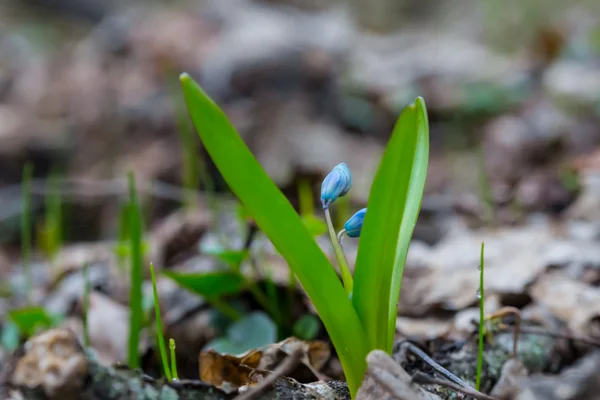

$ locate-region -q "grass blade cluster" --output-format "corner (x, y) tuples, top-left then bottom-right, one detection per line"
(127, 172), (144, 369)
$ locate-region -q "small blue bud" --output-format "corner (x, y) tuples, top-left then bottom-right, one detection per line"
(344, 208), (366, 238)
(321, 163), (352, 209)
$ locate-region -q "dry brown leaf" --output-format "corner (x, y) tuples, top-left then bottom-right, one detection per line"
(400, 219), (600, 315)
(199, 350), (268, 394)
(199, 337), (330, 393)
(253, 337), (331, 381)
(530, 272), (600, 337)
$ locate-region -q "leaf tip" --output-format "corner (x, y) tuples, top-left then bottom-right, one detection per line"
(179, 72), (191, 84)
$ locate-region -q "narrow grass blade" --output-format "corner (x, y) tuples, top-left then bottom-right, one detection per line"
(352, 98), (429, 352)
(476, 243), (485, 390)
(180, 73), (370, 396)
(44, 169), (63, 260)
(150, 263), (172, 381)
(169, 338), (179, 380)
(21, 162), (33, 303)
(127, 172), (144, 369)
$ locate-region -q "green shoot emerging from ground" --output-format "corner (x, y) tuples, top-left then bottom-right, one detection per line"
(476, 242), (485, 390)
(170, 338), (179, 380)
(127, 171), (144, 369)
(41, 169), (63, 261)
(150, 263), (172, 381)
(21, 162), (33, 303)
(180, 73), (429, 397)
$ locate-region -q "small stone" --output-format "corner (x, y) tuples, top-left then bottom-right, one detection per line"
(9, 329), (88, 399)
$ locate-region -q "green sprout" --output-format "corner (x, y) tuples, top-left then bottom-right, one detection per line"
(476, 242), (485, 391)
(149, 263), (172, 381)
(180, 73), (429, 397)
(127, 171), (144, 370)
(169, 338), (179, 380)
(40, 169), (63, 261)
(115, 201), (130, 273)
(21, 162), (33, 303)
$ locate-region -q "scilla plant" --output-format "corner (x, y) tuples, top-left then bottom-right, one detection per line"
(179, 73), (429, 397)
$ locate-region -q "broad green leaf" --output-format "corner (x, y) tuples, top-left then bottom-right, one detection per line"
(293, 314), (320, 340)
(203, 337), (248, 355)
(204, 311), (277, 355)
(180, 73), (370, 396)
(352, 98), (429, 352)
(205, 249), (249, 267)
(227, 311), (276, 348)
(163, 270), (247, 298)
(8, 306), (53, 337)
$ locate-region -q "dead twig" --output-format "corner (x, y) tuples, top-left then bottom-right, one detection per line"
(486, 306), (521, 359)
(401, 342), (470, 389)
(412, 372), (498, 400)
(233, 343), (304, 400)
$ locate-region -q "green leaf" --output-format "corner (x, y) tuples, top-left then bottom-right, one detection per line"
(227, 311), (277, 348)
(163, 270), (247, 298)
(203, 337), (247, 355)
(180, 73), (370, 396)
(204, 249), (249, 267)
(8, 306), (53, 337)
(352, 97), (429, 353)
(293, 314), (320, 340)
(301, 215), (327, 237)
(204, 311), (277, 355)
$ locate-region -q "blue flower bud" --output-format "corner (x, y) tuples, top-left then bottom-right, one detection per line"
(344, 208), (366, 238)
(321, 163), (352, 209)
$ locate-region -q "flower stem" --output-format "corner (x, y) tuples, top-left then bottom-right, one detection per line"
(324, 208), (353, 295)
(337, 229), (346, 244)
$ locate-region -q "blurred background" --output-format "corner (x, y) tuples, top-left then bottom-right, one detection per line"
(1, 0), (599, 242)
(1, 0), (600, 387)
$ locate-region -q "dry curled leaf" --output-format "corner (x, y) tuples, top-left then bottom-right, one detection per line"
(199, 337), (330, 393)
(199, 349), (269, 394)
